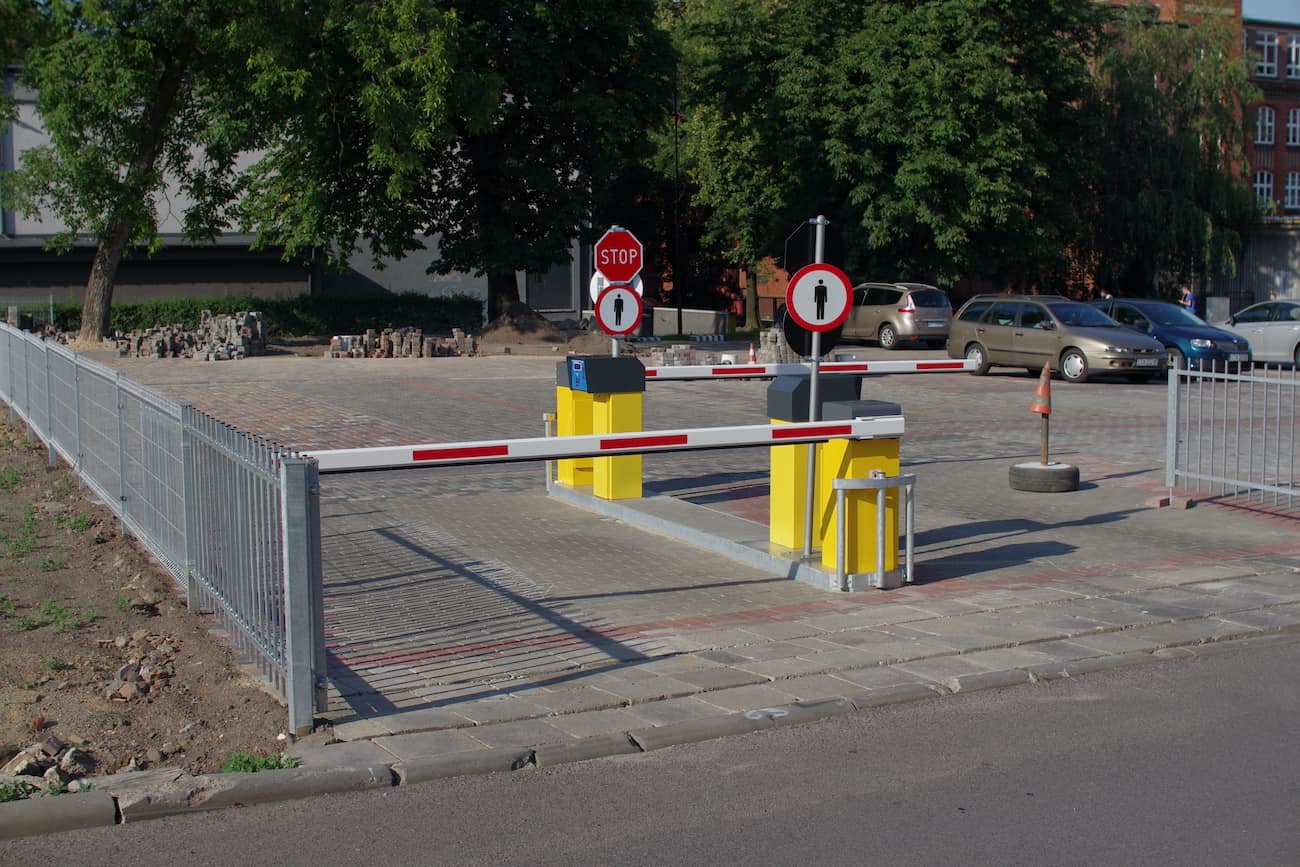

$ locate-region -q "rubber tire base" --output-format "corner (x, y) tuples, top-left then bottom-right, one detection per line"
(1009, 461), (1080, 493)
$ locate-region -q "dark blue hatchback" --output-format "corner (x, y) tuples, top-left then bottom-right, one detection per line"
(1088, 298), (1251, 370)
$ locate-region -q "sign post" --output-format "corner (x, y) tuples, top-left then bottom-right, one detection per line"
(594, 227), (645, 355)
(783, 216), (851, 558)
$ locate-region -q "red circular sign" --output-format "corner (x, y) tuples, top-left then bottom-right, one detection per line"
(594, 284), (644, 336)
(784, 263), (853, 332)
(594, 227), (644, 284)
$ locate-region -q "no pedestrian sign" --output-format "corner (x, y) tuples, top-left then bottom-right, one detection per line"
(594, 284), (643, 336)
(785, 263), (852, 332)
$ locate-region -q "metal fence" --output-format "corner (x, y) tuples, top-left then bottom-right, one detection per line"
(0, 323), (324, 732)
(1166, 362), (1298, 512)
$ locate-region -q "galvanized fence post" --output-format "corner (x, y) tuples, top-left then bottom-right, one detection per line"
(43, 341), (55, 467)
(1164, 363), (1180, 493)
(179, 404), (199, 608)
(280, 455), (325, 735)
(116, 371), (128, 517)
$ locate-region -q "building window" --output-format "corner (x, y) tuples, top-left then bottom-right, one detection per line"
(1287, 173), (1300, 210)
(1257, 31), (1278, 77)
(1290, 108), (1300, 147)
(1256, 105), (1275, 144)
(1289, 36), (1300, 79)
(1255, 171), (1274, 203)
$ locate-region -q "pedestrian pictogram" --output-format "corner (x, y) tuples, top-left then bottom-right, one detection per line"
(785, 263), (852, 332)
(1029, 363), (1051, 415)
(594, 284), (643, 336)
(594, 227), (644, 284)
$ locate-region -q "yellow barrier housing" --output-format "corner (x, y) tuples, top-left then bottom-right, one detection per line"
(818, 436), (900, 574)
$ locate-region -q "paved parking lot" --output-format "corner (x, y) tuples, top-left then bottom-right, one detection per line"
(104, 345), (1300, 755)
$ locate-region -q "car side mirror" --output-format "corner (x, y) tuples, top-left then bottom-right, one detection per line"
(1134, 318), (1149, 330)
(1041, 320), (1055, 331)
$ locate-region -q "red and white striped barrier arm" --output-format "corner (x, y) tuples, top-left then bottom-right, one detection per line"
(643, 359), (973, 381)
(306, 416), (904, 473)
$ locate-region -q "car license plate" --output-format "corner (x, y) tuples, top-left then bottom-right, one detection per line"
(1228, 352), (1248, 362)
(1134, 357), (1159, 367)
(924, 320), (945, 328)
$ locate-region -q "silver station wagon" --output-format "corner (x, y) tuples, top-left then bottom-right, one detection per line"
(946, 294), (1166, 382)
(843, 282), (952, 349)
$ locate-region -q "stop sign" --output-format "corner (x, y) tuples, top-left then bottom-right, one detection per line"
(594, 227), (643, 284)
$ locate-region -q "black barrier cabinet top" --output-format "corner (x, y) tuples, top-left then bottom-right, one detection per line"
(766, 374), (861, 422)
(822, 399), (902, 420)
(556, 355), (646, 393)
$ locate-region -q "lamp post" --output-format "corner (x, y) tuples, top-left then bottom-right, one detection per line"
(671, 0), (684, 337)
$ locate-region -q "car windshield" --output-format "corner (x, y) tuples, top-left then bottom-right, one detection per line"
(1138, 303), (1204, 327)
(907, 289), (949, 308)
(1047, 302), (1116, 328)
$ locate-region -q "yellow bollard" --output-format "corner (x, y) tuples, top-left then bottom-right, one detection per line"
(592, 391), (642, 500)
(819, 437), (900, 574)
(555, 385), (593, 488)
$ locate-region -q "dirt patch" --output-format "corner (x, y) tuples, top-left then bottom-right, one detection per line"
(0, 421), (285, 781)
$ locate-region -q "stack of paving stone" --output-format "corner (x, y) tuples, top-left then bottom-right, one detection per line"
(112, 311), (267, 360)
(327, 327), (474, 359)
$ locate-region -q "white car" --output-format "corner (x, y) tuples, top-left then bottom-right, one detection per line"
(1218, 300), (1300, 366)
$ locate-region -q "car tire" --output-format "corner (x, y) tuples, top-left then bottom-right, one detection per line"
(1294, 344), (1300, 369)
(1009, 461), (1080, 493)
(1059, 348), (1089, 383)
(965, 342), (990, 375)
(1166, 347), (1185, 370)
(879, 323), (899, 350)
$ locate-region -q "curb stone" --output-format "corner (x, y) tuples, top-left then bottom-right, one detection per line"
(394, 749), (533, 785)
(628, 713), (774, 752)
(533, 734), (642, 768)
(945, 669), (1033, 694)
(0, 791), (118, 841)
(848, 682), (947, 709)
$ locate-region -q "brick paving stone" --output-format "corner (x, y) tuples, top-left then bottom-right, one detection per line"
(1216, 606), (1300, 630)
(450, 696), (554, 725)
(775, 674), (867, 701)
(588, 676), (700, 704)
(548, 708), (648, 739)
(623, 697), (730, 727)
(1063, 631), (1163, 655)
(734, 656), (839, 680)
(894, 655), (1005, 682)
(466, 719), (575, 750)
(696, 684), (800, 712)
(372, 729), (487, 761)
(958, 646), (1063, 671)
(671, 667), (766, 691)
(733, 621), (829, 640)
(829, 666), (931, 691)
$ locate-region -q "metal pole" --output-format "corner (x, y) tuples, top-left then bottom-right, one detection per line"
(280, 455), (323, 735)
(1040, 413), (1049, 465)
(611, 337), (619, 358)
(802, 215), (828, 559)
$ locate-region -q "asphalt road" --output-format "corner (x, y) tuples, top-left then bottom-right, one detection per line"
(13, 637), (1299, 866)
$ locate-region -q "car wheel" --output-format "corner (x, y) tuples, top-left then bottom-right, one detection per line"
(965, 342), (990, 376)
(1166, 347), (1185, 370)
(1059, 348), (1089, 383)
(879, 323), (899, 350)
(1294, 344), (1300, 369)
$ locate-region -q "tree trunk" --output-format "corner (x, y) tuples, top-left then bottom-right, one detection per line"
(487, 270), (523, 320)
(742, 264), (760, 331)
(76, 53), (188, 343)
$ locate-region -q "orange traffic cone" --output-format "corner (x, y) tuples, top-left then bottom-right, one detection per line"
(748, 342), (757, 363)
(1029, 363), (1051, 416)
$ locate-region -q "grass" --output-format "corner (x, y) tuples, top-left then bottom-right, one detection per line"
(39, 555), (66, 572)
(41, 656), (63, 672)
(4, 504), (40, 559)
(0, 465), (22, 492)
(56, 513), (93, 534)
(220, 752), (298, 773)
(0, 593), (14, 616)
(114, 595), (131, 612)
(0, 780), (40, 803)
(33, 597), (93, 633)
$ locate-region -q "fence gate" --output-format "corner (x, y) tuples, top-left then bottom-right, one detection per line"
(1166, 362), (1298, 512)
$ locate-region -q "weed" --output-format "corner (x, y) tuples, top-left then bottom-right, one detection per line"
(220, 752), (298, 773)
(0, 780), (39, 803)
(0, 465), (22, 492)
(36, 598), (82, 633)
(114, 595), (131, 613)
(6, 504), (39, 558)
(39, 556), (66, 572)
(13, 616), (37, 631)
(81, 606), (97, 625)
(41, 656), (62, 672)
(56, 512), (93, 533)
(51, 476), (77, 498)
(0, 593), (13, 616)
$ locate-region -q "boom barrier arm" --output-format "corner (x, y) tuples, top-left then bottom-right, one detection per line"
(643, 359), (974, 381)
(305, 416), (905, 474)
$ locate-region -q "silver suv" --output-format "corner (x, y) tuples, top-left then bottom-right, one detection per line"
(843, 282), (952, 349)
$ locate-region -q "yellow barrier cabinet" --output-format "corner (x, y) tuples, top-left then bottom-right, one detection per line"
(818, 436), (900, 575)
(556, 356), (645, 500)
(554, 384), (594, 487)
(766, 374), (862, 551)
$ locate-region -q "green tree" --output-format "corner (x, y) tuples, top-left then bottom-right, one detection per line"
(779, 0), (1105, 289)
(5, 0), (296, 342)
(243, 0), (671, 321)
(671, 0), (790, 330)
(1080, 7), (1260, 296)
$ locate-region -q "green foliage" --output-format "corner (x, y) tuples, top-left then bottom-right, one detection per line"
(55, 513), (92, 534)
(220, 751), (298, 773)
(5, 504), (40, 558)
(41, 656), (63, 672)
(13, 616), (37, 632)
(0, 593), (14, 616)
(114, 595), (131, 613)
(38, 556), (65, 572)
(0, 780), (40, 803)
(1080, 7), (1260, 292)
(0, 465), (22, 492)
